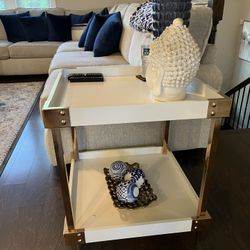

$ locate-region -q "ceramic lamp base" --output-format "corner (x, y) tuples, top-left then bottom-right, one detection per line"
(152, 86), (186, 101)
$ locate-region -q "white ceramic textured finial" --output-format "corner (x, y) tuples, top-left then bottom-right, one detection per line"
(173, 18), (183, 26)
(146, 18), (201, 101)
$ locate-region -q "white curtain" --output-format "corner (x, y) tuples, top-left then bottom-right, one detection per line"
(1, 0), (56, 9)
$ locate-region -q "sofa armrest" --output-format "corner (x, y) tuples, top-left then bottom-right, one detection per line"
(200, 44), (216, 64)
(39, 69), (61, 113)
(197, 63), (223, 91)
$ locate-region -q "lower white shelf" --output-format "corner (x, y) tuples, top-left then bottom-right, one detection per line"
(66, 147), (199, 243)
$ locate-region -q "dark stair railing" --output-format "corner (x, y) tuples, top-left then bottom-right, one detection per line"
(224, 77), (250, 129)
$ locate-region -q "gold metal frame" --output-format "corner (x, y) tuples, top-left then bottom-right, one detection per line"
(43, 108), (71, 128)
(207, 97), (232, 118)
(51, 128), (75, 230)
(43, 92), (232, 245)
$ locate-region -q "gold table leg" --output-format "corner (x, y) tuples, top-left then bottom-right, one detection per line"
(197, 118), (222, 217)
(52, 128), (75, 230)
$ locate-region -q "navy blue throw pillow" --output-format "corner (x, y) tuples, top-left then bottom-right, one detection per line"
(78, 8), (109, 48)
(84, 14), (111, 51)
(0, 11), (30, 42)
(70, 12), (93, 25)
(20, 13), (48, 42)
(78, 15), (93, 47)
(94, 12), (123, 57)
(47, 13), (72, 42)
(99, 8), (109, 15)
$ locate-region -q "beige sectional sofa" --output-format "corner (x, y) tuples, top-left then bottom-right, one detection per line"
(0, 4), (222, 88)
(34, 3), (223, 166)
(0, 3), (223, 166)
(0, 8), (65, 75)
(0, 7), (103, 75)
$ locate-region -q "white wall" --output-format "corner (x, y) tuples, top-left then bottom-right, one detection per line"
(215, 0), (245, 92)
(55, 0), (143, 10)
(215, 0), (250, 92)
(231, 0), (250, 88)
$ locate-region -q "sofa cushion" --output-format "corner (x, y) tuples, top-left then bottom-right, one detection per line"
(109, 4), (129, 18)
(0, 40), (12, 59)
(47, 13), (72, 42)
(57, 41), (82, 53)
(70, 12), (93, 25)
(0, 12), (30, 42)
(0, 10), (15, 40)
(94, 12), (123, 57)
(189, 5), (212, 56)
(9, 41), (62, 58)
(128, 30), (153, 66)
(20, 13), (48, 42)
(126, 4), (212, 65)
(119, 3), (140, 63)
(49, 51), (128, 73)
(197, 63), (223, 91)
(129, 1), (154, 32)
(78, 15), (94, 47)
(78, 8), (109, 48)
(201, 44), (216, 64)
(99, 8), (109, 15)
(65, 9), (104, 16)
(16, 8), (65, 16)
(84, 13), (111, 51)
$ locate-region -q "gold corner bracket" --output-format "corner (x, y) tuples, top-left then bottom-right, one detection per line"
(42, 108), (71, 128)
(192, 212), (211, 231)
(207, 97), (232, 118)
(64, 229), (85, 245)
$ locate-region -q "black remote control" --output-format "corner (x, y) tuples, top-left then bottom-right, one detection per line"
(67, 73), (104, 82)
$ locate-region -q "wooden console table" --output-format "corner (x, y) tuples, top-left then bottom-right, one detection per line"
(42, 66), (232, 246)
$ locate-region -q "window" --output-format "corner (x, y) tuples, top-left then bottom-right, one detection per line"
(16, 0), (50, 8)
(0, 0), (5, 10)
(0, 0), (55, 9)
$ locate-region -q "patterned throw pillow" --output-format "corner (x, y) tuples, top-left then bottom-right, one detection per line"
(129, 1), (154, 32)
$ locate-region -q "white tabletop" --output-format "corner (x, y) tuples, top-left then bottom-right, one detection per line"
(45, 66), (223, 126)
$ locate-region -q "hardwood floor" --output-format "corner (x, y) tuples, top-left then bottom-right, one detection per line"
(0, 103), (249, 250)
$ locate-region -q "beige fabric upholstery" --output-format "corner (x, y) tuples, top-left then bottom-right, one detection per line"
(110, 4), (129, 18)
(201, 44), (216, 64)
(72, 26), (86, 41)
(9, 41), (62, 58)
(119, 3), (139, 63)
(57, 41), (82, 53)
(65, 8), (103, 15)
(49, 51), (128, 73)
(45, 122), (163, 166)
(197, 63), (223, 90)
(0, 10), (15, 40)
(189, 5), (212, 56)
(0, 58), (51, 75)
(16, 8), (65, 16)
(0, 40), (12, 59)
(169, 119), (211, 151)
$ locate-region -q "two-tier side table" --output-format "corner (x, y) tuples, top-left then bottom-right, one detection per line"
(42, 66), (232, 246)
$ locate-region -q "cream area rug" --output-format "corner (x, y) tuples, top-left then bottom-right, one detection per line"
(0, 82), (44, 175)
